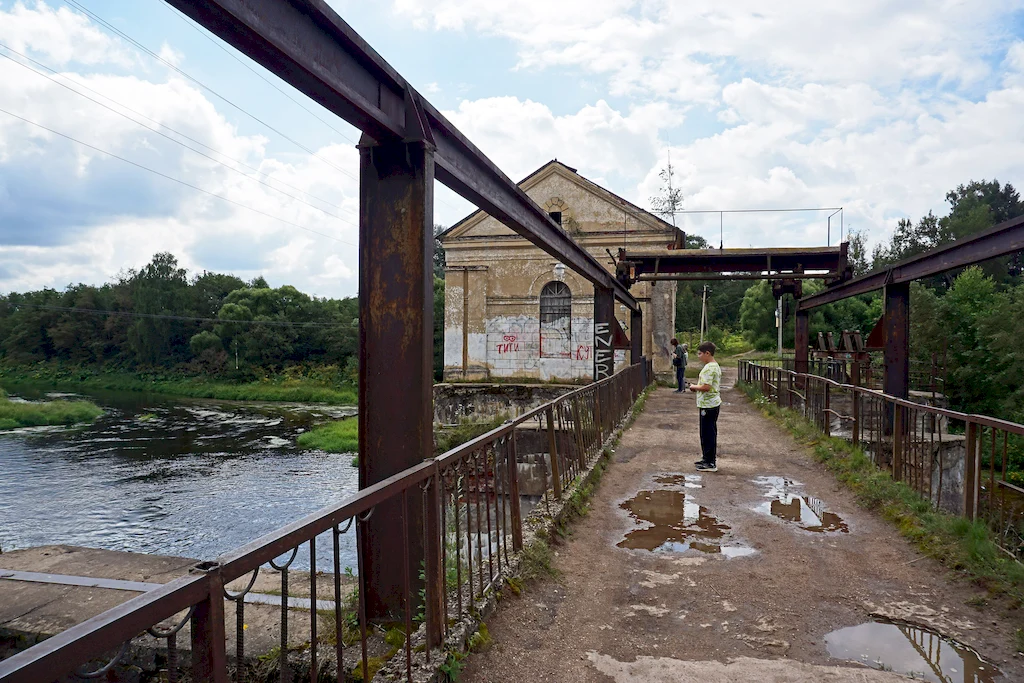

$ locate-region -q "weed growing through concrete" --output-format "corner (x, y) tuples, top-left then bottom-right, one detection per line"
(738, 381), (1024, 610)
(520, 538), (559, 581)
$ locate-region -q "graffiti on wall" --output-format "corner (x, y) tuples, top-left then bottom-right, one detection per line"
(495, 334), (521, 354)
(594, 321), (613, 379)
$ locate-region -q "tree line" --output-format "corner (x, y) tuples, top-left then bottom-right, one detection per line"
(721, 179), (1023, 424)
(0, 252), (447, 382)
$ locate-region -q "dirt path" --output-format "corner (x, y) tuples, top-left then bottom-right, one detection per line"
(460, 368), (1022, 682)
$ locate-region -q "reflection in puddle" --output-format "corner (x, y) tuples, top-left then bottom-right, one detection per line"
(618, 488), (753, 557)
(653, 473), (703, 489)
(825, 619), (999, 683)
(753, 476), (848, 533)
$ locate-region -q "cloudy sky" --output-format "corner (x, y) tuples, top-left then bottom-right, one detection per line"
(2, 0), (1023, 297)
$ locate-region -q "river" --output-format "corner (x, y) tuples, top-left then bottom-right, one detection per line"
(0, 384), (359, 571)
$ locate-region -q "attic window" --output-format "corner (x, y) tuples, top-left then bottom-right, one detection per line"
(548, 211), (562, 226)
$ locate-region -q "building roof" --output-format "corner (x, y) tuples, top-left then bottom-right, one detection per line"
(438, 160), (676, 242)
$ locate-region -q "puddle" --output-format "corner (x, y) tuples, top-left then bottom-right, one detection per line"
(825, 619), (1000, 683)
(753, 476), (848, 533)
(653, 474), (703, 489)
(617, 489), (754, 557)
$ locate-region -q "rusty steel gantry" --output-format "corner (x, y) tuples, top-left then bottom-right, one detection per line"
(615, 244), (851, 300)
(797, 213), (1024, 399)
(161, 0), (643, 638)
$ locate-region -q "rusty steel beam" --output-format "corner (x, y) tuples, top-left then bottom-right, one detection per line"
(357, 135), (434, 620)
(799, 213), (1024, 310)
(617, 246), (848, 286)
(162, 0), (638, 311)
(883, 282), (910, 399)
(638, 272), (834, 281)
(594, 287), (615, 380)
(794, 310), (809, 375)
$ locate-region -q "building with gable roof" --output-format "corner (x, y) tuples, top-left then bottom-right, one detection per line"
(439, 160), (678, 382)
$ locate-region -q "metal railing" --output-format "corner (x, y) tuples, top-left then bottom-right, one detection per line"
(740, 361), (1024, 563)
(0, 359), (653, 683)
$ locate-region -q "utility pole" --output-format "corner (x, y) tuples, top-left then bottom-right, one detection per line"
(700, 285), (708, 344)
(776, 297), (783, 358)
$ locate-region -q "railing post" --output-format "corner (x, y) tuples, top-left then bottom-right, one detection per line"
(595, 387), (604, 445)
(546, 406), (562, 499)
(824, 383), (831, 436)
(892, 404), (904, 481)
(571, 397), (587, 467)
(190, 564), (227, 683)
(423, 471), (444, 648)
(851, 361), (861, 446)
(964, 421), (979, 520)
(507, 430), (524, 550)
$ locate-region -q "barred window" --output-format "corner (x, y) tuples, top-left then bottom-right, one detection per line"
(540, 281), (571, 358)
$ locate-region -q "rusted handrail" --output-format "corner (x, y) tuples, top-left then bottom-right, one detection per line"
(739, 360), (1024, 563)
(0, 361), (654, 683)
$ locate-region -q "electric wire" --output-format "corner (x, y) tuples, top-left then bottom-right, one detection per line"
(62, 0), (360, 184)
(81, 0), (463, 215)
(0, 47), (357, 226)
(0, 42), (352, 213)
(10, 304), (353, 327)
(151, 0), (360, 147)
(0, 107), (357, 246)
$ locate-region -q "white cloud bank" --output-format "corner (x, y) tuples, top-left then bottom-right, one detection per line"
(401, 0), (1024, 250)
(0, 1), (360, 297)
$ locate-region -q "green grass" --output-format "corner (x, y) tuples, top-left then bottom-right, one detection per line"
(298, 417), (358, 453)
(298, 413), (510, 457)
(738, 380), (1024, 607)
(0, 366), (356, 405)
(0, 391), (103, 430)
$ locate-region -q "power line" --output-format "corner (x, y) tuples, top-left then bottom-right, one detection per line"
(0, 107), (357, 246)
(151, 0), (360, 147)
(673, 207), (843, 214)
(62, 0), (360, 184)
(10, 303), (353, 328)
(0, 46), (358, 226)
(147, 0), (463, 215)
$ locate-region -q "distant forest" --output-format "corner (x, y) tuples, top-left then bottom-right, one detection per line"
(0, 252), (446, 382)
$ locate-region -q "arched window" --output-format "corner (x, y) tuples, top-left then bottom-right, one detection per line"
(539, 281), (571, 358)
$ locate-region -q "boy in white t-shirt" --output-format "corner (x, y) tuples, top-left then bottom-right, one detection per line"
(687, 341), (722, 472)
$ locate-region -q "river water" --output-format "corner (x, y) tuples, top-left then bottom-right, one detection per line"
(0, 384), (359, 571)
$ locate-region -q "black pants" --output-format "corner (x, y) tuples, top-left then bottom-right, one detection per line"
(699, 405), (720, 465)
(675, 365), (685, 390)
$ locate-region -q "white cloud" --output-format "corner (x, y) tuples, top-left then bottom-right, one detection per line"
(441, 96), (681, 183)
(0, 1), (134, 66)
(394, 1), (1023, 102)
(0, 3), (361, 297)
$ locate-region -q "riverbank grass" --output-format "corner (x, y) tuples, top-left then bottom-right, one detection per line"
(0, 390), (103, 430)
(298, 417), (358, 453)
(0, 367), (356, 405)
(738, 380), (1024, 606)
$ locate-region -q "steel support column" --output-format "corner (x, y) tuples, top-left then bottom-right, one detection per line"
(883, 282), (910, 399)
(630, 308), (643, 365)
(794, 310), (809, 375)
(594, 286), (615, 380)
(358, 135), (434, 621)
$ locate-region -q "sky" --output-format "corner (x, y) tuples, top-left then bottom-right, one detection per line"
(1, 0), (1023, 298)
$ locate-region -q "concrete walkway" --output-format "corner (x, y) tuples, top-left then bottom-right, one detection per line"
(461, 369), (1022, 682)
